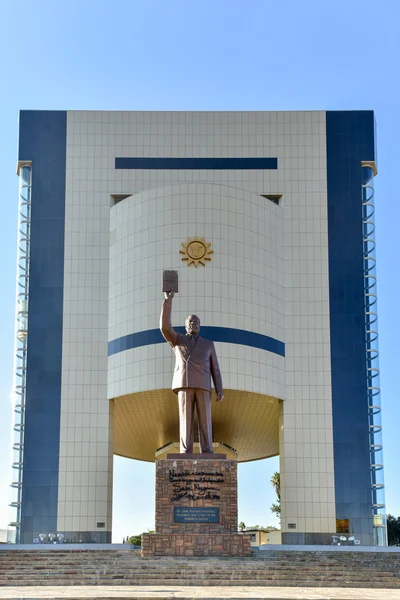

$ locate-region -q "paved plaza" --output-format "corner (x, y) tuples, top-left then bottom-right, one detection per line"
(0, 585), (399, 600)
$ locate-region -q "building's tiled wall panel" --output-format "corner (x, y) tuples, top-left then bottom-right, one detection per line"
(57, 119), (113, 538)
(279, 112), (336, 536)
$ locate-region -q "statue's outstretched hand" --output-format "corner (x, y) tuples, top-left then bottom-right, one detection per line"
(216, 393), (224, 402)
(164, 287), (175, 300)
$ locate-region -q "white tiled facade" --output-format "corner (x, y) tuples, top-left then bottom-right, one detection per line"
(57, 111), (335, 540)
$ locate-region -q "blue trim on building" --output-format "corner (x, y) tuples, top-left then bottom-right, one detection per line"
(108, 327), (285, 357)
(326, 110), (376, 544)
(18, 111), (67, 543)
(115, 157), (278, 170)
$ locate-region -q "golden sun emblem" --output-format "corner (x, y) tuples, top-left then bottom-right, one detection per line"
(180, 237), (213, 267)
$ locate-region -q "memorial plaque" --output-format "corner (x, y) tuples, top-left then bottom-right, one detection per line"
(162, 270), (178, 294)
(174, 507), (219, 523)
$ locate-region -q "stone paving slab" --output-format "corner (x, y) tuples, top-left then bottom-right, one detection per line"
(0, 586), (399, 600)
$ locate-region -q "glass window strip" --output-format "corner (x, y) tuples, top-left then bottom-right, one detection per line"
(362, 163), (387, 545)
(9, 164), (32, 543)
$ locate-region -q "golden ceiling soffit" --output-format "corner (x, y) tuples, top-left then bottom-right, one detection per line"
(180, 236), (213, 267)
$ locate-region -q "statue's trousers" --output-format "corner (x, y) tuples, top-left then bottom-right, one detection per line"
(177, 388), (213, 453)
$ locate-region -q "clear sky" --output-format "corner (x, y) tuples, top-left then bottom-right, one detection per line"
(0, 0), (399, 542)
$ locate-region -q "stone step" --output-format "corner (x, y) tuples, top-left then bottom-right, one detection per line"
(1, 559), (399, 568)
(1, 549), (399, 589)
(1, 571), (399, 581)
(1, 573), (398, 582)
(2, 555), (400, 564)
(0, 568), (398, 578)
(1, 565), (397, 573)
(1, 565), (398, 574)
(0, 566), (397, 573)
(2, 552), (397, 556)
(0, 561), (398, 569)
(1, 578), (400, 589)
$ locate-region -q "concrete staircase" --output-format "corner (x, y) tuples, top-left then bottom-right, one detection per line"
(0, 548), (399, 588)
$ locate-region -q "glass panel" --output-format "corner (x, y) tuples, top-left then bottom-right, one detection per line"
(9, 164), (32, 543)
(362, 163), (387, 545)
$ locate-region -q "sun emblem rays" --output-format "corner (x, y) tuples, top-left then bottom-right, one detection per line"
(180, 237), (213, 267)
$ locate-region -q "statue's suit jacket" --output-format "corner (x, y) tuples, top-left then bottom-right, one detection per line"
(160, 297), (223, 395)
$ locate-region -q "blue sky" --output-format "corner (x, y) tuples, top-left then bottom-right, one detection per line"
(0, 0), (399, 542)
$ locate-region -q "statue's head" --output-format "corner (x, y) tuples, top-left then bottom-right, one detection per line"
(185, 314), (200, 336)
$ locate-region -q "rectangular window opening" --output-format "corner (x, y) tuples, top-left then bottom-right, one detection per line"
(336, 519), (350, 534)
(111, 194), (132, 206)
(260, 194), (282, 205)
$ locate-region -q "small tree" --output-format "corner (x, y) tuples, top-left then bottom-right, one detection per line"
(126, 529), (155, 546)
(270, 471), (281, 520)
(127, 534), (142, 546)
(387, 515), (400, 546)
(238, 521), (246, 532)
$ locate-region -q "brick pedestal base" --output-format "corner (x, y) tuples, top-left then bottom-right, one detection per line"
(142, 457), (249, 557)
(141, 533), (251, 557)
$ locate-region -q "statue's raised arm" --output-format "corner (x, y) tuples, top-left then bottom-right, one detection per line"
(160, 289), (178, 347)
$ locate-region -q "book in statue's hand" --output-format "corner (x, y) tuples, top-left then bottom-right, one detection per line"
(162, 270), (178, 294)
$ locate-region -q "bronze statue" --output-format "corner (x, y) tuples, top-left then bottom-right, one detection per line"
(160, 290), (224, 454)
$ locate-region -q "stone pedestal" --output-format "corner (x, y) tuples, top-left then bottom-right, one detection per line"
(142, 456), (251, 557)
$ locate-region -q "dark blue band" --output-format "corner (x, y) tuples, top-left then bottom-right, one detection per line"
(115, 157), (277, 170)
(108, 327), (285, 357)
(326, 110), (376, 542)
(18, 110), (67, 542)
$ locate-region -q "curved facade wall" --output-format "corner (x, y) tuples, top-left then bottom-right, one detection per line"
(108, 183), (285, 401)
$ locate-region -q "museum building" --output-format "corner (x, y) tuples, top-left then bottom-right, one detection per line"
(10, 110), (386, 545)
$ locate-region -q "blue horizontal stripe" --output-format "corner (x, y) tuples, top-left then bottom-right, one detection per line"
(115, 157), (277, 170)
(108, 327), (285, 357)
